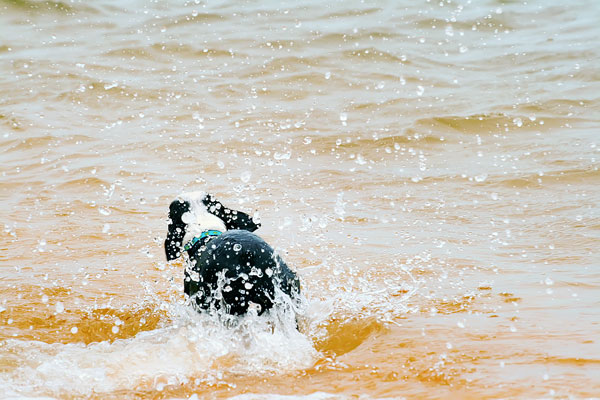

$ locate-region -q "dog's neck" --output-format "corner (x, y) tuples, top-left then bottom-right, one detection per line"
(181, 211), (227, 248)
(176, 192), (227, 248)
(183, 229), (222, 254)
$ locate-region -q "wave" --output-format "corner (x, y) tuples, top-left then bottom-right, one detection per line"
(413, 15), (516, 33)
(158, 12), (227, 28)
(314, 317), (386, 357)
(0, 113), (25, 132)
(309, 30), (399, 46)
(0, 134), (97, 154)
(341, 47), (406, 63)
(512, 98), (600, 118)
(1, 0), (103, 15)
(294, 133), (443, 157)
(0, 287), (315, 397)
(411, 113), (566, 135)
(319, 7), (381, 20)
(1, 0), (74, 13)
(227, 393), (350, 400)
(55, 176), (114, 190)
(254, 55), (327, 74)
(490, 167), (600, 188)
(541, 356), (600, 366)
(104, 43), (236, 62)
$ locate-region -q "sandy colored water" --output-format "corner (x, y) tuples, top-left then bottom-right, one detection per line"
(1, 0), (599, 398)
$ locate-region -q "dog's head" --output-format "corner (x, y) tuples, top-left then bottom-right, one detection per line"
(164, 191), (260, 261)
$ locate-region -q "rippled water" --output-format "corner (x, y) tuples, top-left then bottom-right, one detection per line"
(1, 0), (599, 398)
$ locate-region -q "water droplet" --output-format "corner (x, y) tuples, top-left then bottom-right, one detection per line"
(233, 243), (242, 252)
(474, 173), (488, 182)
(240, 171), (251, 183)
(99, 207), (111, 216)
(55, 302), (64, 313)
(112, 325), (120, 334)
(318, 217), (328, 229)
(37, 239), (47, 252)
(71, 327), (78, 334)
(335, 192), (346, 219)
(274, 151), (291, 160)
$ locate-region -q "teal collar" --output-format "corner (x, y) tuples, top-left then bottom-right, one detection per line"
(183, 230), (222, 251)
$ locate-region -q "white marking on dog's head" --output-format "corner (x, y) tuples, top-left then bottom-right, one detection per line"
(165, 191), (261, 261)
(177, 191), (227, 246)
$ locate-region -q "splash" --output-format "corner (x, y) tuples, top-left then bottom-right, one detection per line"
(0, 299), (316, 398)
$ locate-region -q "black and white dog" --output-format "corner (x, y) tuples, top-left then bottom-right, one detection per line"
(164, 191), (301, 316)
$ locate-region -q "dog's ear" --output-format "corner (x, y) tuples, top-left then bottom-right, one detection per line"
(165, 225), (185, 261)
(164, 199), (189, 261)
(202, 193), (261, 232)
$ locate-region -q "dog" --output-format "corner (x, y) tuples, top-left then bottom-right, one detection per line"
(164, 191), (301, 316)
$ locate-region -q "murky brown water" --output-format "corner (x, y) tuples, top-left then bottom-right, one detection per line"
(1, 0), (599, 398)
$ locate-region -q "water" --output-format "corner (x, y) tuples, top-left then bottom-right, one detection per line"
(1, 0), (599, 398)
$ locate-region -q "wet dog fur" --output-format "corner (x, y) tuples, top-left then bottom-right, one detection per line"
(164, 192), (300, 316)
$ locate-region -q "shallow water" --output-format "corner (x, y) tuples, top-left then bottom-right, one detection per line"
(1, 0), (599, 398)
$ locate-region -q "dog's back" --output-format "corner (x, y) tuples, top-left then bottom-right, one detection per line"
(185, 230), (300, 315)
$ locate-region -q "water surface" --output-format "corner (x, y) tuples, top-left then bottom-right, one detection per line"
(1, 0), (599, 398)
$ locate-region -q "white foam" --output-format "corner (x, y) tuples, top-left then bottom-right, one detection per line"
(0, 302), (316, 398)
